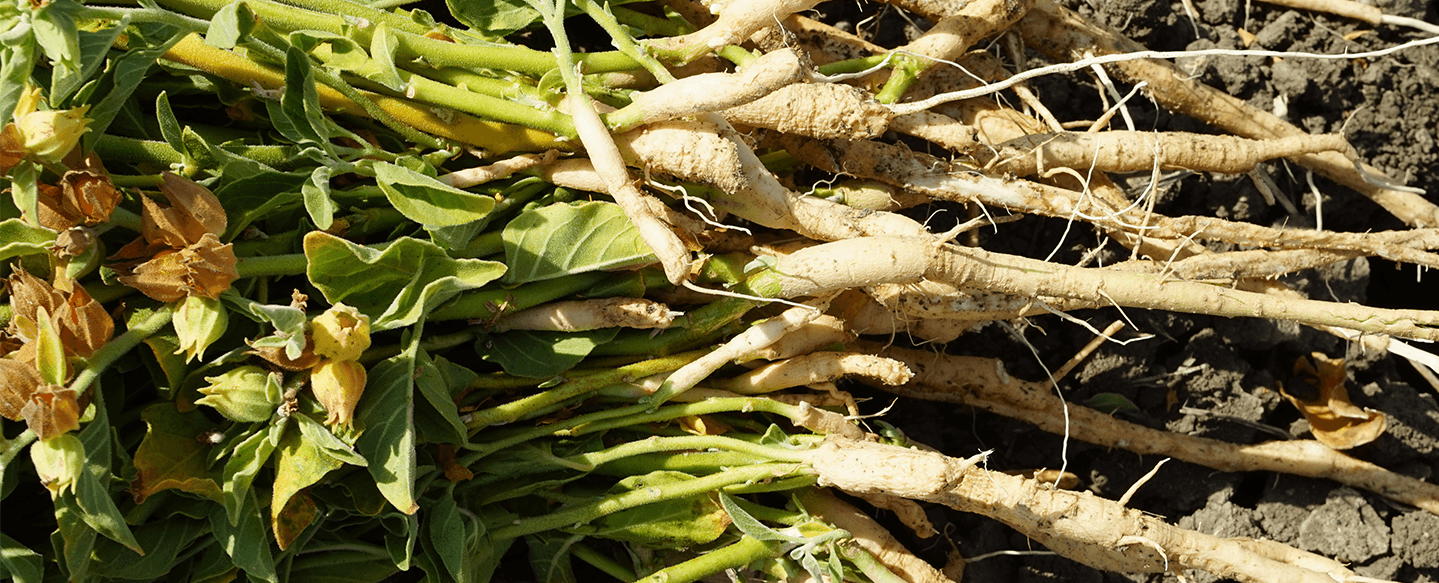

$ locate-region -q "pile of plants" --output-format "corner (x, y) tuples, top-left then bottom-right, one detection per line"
(2, 0), (1438, 581)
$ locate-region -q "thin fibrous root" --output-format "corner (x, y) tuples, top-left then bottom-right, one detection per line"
(487, 298), (678, 332)
(807, 437), (1385, 583)
(859, 341), (1439, 517)
(979, 131), (1356, 176)
(718, 352), (912, 394)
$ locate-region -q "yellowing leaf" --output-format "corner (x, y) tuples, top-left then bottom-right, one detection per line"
(271, 422), (343, 549)
(1282, 353), (1386, 450)
(129, 404), (223, 504)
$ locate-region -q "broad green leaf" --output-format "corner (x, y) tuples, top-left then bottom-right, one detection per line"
(382, 512), (418, 571)
(90, 516), (210, 579)
(427, 492), (464, 581)
(446, 0), (550, 38)
(272, 425), (344, 547)
(54, 492), (97, 582)
(204, 2), (257, 49)
(0, 533), (43, 583)
(208, 489), (277, 583)
(1084, 392), (1141, 415)
(293, 413), (367, 467)
(130, 403), (224, 504)
(0, 40), (37, 127)
(303, 165), (336, 230)
(482, 328), (620, 378)
(354, 332), (420, 514)
(502, 201), (656, 283)
(279, 44), (333, 153)
(32, 2), (81, 102)
(305, 231), (505, 331)
(62, 23), (126, 106)
(413, 354), (475, 445)
(216, 170), (308, 239)
(586, 471), (729, 547)
(222, 428), (278, 525)
(0, 219), (51, 261)
(34, 306), (66, 386)
(140, 329), (188, 394)
(75, 389), (143, 554)
(719, 492), (793, 543)
(372, 161), (496, 227)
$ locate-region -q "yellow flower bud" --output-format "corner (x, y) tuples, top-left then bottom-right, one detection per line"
(173, 295), (229, 362)
(311, 359), (366, 427)
(310, 304), (370, 361)
(198, 365), (281, 423)
(11, 87), (90, 163)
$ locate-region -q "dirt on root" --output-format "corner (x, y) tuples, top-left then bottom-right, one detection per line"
(808, 0), (1439, 582)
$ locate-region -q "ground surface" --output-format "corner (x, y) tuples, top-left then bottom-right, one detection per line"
(816, 1), (1439, 582)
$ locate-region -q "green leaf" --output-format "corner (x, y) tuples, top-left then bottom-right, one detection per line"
(285, 550), (398, 583)
(32, 1), (81, 102)
(446, 0), (548, 38)
(382, 512), (418, 571)
(280, 44), (334, 152)
(215, 170), (308, 239)
(719, 492), (794, 543)
(204, 1), (257, 49)
(221, 291), (309, 360)
(272, 422), (345, 536)
(303, 165), (337, 230)
(502, 201), (656, 284)
(8, 161), (38, 228)
(304, 231), (506, 331)
(0, 218), (55, 263)
(586, 472), (730, 547)
(414, 353), (474, 445)
(75, 390), (144, 554)
(155, 91), (186, 159)
(482, 328), (620, 378)
(355, 333), (420, 514)
(208, 489), (277, 583)
(1084, 392), (1141, 415)
(372, 161), (496, 228)
(0, 40), (37, 127)
(427, 491), (465, 581)
(222, 428), (278, 526)
(90, 516), (210, 579)
(54, 492), (97, 582)
(130, 403), (224, 505)
(367, 23), (406, 92)
(293, 412), (368, 467)
(0, 533), (43, 583)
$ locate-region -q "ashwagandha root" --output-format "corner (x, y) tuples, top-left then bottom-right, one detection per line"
(718, 352), (912, 394)
(807, 437), (1386, 583)
(610, 48), (807, 131)
(439, 150), (558, 188)
(859, 341), (1439, 516)
(740, 314), (855, 362)
(978, 131), (1356, 177)
(890, 0), (1034, 68)
(722, 82), (893, 140)
(1011, 0), (1439, 228)
(798, 489), (954, 583)
(487, 298), (678, 332)
(651, 0), (824, 62)
(1109, 248), (1365, 282)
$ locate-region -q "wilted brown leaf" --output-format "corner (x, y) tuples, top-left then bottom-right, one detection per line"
(435, 444), (474, 482)
(0, 357), (42, 421)
(1282, 353), (1387, 450)
(116, 233), (239, 302)
(21, 384), (83, 440)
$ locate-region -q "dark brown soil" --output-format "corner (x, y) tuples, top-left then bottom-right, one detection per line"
(809, 1), (1439, 582)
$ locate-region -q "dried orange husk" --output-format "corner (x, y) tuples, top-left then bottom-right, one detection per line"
(115, 233), (239, 301)
(7, 266), (65, 342)
(38, 156), (121, 231)
(5, 266), (112, 358)
(21, 384), (84, 440)
(0, 357), (43, 421)
(139, 173), (227, 247)
(1281, 352), (1387, 450)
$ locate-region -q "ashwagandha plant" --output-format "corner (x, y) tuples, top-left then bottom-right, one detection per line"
(2, 0), (1438, 582)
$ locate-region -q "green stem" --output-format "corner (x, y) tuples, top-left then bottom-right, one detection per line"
(429, 272), (608, 321)
(71, 305), (174, 396)
(873, 56), (926, 104)
(489, 464), (809, 540)
(81, 5), (211, 30)
(463, 349), (708, 428)
(715, 45), (757, 67)
(235, 253), (308, 278)
(816, 54), (896, 77)
(108, 206), (143, 233)
(843, 545), (911, 583)
(570, 542), (636, 582)
(590, 296), (758, 356)
(566, 435), (811, 469)
(400, 71), (575, 137)
(269, 0), (429, 35)
(577, 0), (675, 84)
(634, 536), (782, 583)
(359, 328), (477, 363)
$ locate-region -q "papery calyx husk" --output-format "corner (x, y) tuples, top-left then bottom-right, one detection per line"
(173, 295), (229, 363)
(37, 155), (122, 231)
(6, 266), (113, 358)
(310, 303), (370, 361)
(114, 233), (239, 302)
(0, 357), (42, 421)
(197, 365), (282, 423)
(310, 359), (366, 427)
(21, 384), (83, 440)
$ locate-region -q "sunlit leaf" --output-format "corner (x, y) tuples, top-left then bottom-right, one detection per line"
(481, 327), (619, 378)
(272, 426), (343, 549)
(354, 336), (419, 514)
(372, 161), (495, 227)
(502, 201), (656, 284)
(222, 429), (278, 526)
(0, 533), (43, 583)
(0, 218), (56, 262)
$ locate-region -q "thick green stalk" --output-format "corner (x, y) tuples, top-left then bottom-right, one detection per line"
(844, 545), (911, 583)
(429, 272), (608, 321)
(463, 349), (708, 428)
(569, 542), (637, 582)
(71, 305), (174, 396)
(590, 296), (759, 356)
(634, 536), (783, 583)
(565, 435), (811, 468)
(235, 253), (308, 278)
(488, 464), (809, 540)
(399, 70), (575, 137)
